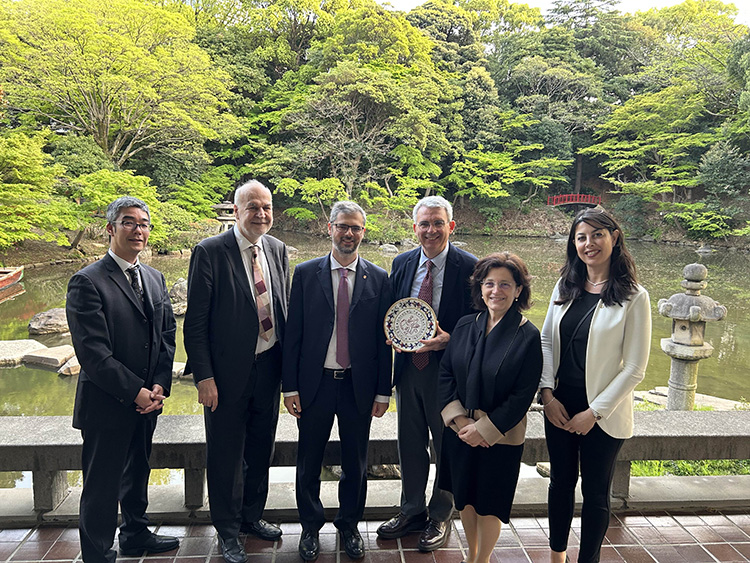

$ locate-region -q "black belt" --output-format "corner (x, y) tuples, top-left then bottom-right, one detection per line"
(323, 368), (351, 380)
(255, 343), (278, 362)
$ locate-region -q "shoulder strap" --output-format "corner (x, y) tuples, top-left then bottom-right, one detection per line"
(560, 301), (598, 364)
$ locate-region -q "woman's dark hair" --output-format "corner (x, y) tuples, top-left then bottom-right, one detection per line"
(469, 252), (533, 312)
(557, 207), (638, 307)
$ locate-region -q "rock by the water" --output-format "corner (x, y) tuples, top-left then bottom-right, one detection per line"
(173, 361), (186, 378)
(287, 246), (298, 254)
(23, 345), (75, 369)
(169, 278), (188, 302)
(169, 278), (188, 316)
(58, 356), (80, 376)
(0, 340), (47, 367)
(400, 239), (419, 248)
(28, 308), (69, 335)
(452, 241), (467, 247)
(379, 244), (398, 254)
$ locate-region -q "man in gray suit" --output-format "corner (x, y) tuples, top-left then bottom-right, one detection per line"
(184, 180), (289, 563)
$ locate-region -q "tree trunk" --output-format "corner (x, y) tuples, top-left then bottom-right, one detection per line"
(69, 229), (85, 250)
(574, 154), (583, 194)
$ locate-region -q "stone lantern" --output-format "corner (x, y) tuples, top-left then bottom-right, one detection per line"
(211, 202), (236, 232)
(657, 263), (727, 410)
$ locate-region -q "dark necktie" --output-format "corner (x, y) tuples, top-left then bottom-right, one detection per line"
(336, 268), (351, 369)
(413, 260), (433, 370)
(126, 265), (144, 302)
(251, 245), (274, 342)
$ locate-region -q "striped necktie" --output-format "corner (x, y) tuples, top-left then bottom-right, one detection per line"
(251, 245), (274, 342)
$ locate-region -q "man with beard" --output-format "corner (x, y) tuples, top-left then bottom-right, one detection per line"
(282, 201), (392, 561)
(184, 180), (289, 563)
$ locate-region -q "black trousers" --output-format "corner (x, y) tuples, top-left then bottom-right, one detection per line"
(544, 384), (624, 563)
(204, 344), (282, 540)
(79, 414), (157, 563)
(295, 371), (372, 533)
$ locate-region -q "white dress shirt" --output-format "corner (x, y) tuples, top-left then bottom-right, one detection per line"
(108, 249), (142, 289)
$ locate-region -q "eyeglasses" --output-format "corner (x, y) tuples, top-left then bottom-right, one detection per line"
(332, 223), (364, 234)
(114, 220), (152, 232)
(416, 220), (446, 230)
(481, 281), (514, 291)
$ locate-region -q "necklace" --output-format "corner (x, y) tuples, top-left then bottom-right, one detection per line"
(586, 278), (608, 287)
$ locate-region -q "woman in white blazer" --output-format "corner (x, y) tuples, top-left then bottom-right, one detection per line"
(539, 208), (651, 563)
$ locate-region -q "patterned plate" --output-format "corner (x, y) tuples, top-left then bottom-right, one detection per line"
(384, 297), (437, 352)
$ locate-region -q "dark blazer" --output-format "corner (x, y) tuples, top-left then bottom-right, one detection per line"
(281, 254), (392, 415)
(66, 253), (176, 430)
(439, 311), (542, 435)
(390, 243), (477, 385)
(184, 229), (289, 400)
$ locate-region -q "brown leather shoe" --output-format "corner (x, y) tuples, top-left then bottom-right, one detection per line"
(376, 512), (428, 539)
(417, 519), (449, 552)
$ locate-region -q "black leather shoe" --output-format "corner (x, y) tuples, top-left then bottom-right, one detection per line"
(298, 530), (320, 561)
(417, 519), (449, 552)
(219, 536), (248, 563)
(119, 533), (179, 556)
(240, 519), (282, 541)
(376, 512), (428, 539)
(340, 528), (365, 560)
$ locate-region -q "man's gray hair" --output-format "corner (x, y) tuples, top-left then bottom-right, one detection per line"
(412, 195), (453, 223)
(234, 180), (272, 205)
(106, 196), (150, 223)
(330, 201), (366, 225)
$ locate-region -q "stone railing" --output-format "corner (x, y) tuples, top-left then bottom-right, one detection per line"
(2, 410), (750, 516)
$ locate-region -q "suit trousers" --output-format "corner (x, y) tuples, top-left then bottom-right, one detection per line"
(205, 344), (282, 540)
(295, 371), (372, 533)
(545, 383), (624, 563)
(79, 414), (157, 563)
(395, 356), (454, 522)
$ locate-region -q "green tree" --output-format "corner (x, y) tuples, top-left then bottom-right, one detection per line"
(1, 0), (238, 167)
(0, 131), (78, 249)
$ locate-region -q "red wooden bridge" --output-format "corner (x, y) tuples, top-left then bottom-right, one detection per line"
(547, 194), (601, 207)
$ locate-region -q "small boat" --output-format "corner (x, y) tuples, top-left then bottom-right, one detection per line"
(0, 266), (24, 290)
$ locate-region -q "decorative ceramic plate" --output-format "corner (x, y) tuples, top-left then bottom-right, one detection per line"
(384, 298), (437, 352)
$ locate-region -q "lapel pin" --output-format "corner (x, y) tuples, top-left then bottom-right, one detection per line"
(363, 275), (367, 279)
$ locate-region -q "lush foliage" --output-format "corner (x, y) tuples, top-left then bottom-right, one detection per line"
(1, 0), (749, 249)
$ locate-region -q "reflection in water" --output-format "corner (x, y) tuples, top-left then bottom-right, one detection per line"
(1, 234), (749, 414)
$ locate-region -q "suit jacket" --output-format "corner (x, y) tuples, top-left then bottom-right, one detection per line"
(281, 254), (392, 415)
(184, 229), (289, 401)
(66, 254), (176, 430)
(540, 279), (651, 439)
(390, 243), (477, 385)
(439, 311), (542, 444)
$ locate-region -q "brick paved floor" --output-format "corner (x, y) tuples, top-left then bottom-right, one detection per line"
(1, 511), (750, 563)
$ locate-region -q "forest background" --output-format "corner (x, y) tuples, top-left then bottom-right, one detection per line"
(2, 0), (750, 254)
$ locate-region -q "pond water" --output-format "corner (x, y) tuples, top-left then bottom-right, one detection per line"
(1, 233), (749, 487)
(1, 232), (749, 422)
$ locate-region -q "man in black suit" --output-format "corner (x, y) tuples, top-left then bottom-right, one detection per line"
(282, 201), (392, 561)
(66, 196), (178, 563)
(184, 180), (289, 563)
(377, 196), (477, 551)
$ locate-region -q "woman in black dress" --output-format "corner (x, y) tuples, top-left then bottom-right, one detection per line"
(438, 252), (542, 563)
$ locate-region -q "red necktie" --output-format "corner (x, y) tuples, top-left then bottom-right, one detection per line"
(413, 260), (433, 370)
(336, 268), (350, 368)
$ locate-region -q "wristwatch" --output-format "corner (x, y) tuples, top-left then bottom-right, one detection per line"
(591, 408), (602, 421)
